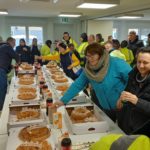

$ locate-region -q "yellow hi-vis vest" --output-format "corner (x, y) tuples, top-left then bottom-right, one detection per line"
(90, 134), (150, 150)
(77, 42), (88, 58)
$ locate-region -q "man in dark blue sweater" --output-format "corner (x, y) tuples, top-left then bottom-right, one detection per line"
(0, 37), (19, 111)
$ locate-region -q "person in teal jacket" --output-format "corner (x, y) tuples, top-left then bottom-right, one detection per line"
(53, 43), (131, 121)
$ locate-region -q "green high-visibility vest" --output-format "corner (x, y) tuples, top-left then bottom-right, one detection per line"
(90, 134), (150, 150)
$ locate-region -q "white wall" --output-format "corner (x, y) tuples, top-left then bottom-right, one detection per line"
(0, 16), (82, 45)
(113, 20), (150, 42)
(87, 20), (113, 41)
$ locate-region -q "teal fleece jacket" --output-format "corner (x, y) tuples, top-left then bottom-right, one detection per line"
(61, 57), (132, 110)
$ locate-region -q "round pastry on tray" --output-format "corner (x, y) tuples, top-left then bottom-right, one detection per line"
(46, 61), (57, 68)
(20, 64), (33, 70)
(56, 85), (69, 91)
(18, 92), (37, 100)
(71, 107), (92, 123)
(18, 86), (36, 93)
(19, 125), (51, 142)
(19, 74), (34, 79)
(51, 74), (64, 79)
(54, 77), (68, 83)
(19, 78), (34, 85)
(16, 140), (52, 150)
(17, 109), (40, 120)
(50, 70), (62, 75)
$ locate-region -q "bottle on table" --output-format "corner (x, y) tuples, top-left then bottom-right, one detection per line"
(46, 97), (56, 124)
(61, 138), (72, 150)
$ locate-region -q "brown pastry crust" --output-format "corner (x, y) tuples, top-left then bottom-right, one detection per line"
(54, 78), (68, 83)
(17, 110), (40, 120)
(71, 107), (92, 123)
(16, 140), (52, 150)
(20, 64), (33, 70)
(18, 87), (36, 93)
(46, 62), (57, 68)
(19, 126), (50, 142)
(17, 92), (37, 100)
(19, 78), (34, 85)
(56, 85), (69, 91)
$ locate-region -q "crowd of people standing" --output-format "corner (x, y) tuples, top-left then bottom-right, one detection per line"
(0, 30), (150, 137)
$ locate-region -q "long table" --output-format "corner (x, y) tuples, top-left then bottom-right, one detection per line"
(0, 69), (124, 150)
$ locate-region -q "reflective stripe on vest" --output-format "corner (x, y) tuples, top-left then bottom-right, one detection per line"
(110, 135), (139, 150)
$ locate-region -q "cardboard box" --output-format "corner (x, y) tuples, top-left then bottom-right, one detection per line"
(7, 104), (46, 129)
(65, 104), (109, 135)
(11, 86), (41, 105)
(6, 126), (56, 150)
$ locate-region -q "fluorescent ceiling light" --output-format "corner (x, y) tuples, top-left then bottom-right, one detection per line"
(58, 13), (82, 18)
(117, 14), (144, 19)
(0, 9), (8, 15)
(77, 3), (117, 9)
(53, 0), (59, 3)
(77, 0), (119, 9)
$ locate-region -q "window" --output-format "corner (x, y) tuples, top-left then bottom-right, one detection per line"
(128, 29), (139, 34)
(112, 28), (118, 39)
(28, 27), (43, 45)
(11, 26), (43, 47)
(140, 28), (150, 46)
(11, 26), (26, 47)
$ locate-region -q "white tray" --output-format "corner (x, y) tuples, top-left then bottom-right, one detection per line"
(14, 77), (37, 87)
(6, 126), (57, 150)
(8, 109), (46, 130)
(65, 104), (109, 135)
(18, 66), (35, 74)
(11, 87), (41, 105)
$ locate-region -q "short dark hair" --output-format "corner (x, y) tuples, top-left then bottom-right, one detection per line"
(20, 38), (25, 43)
(80, 33), (88, 42)
(96, 33), (104, 42)
(112, 39), (120, 49)
(63, 32), (69, 35)
(121, 40), (128, 48)
(7, 37), (15, 43)
(59, 42), (67, 49)
(85, 42), (104, 56)
(148, 33), (150, 38)
(137, 47), (150, 55)
(68, 43), (74, 48)
(45, 40), (52, 45)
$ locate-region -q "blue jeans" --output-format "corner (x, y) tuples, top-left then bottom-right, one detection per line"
(0, 68), (7, 111)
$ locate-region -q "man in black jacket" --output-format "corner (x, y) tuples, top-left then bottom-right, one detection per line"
(128, 31), (144, 66)
(0, 37), (19, 111)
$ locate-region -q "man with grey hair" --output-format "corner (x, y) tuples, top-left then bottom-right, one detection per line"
(0, 37), (19, 111)
(128, 31), (144, 61)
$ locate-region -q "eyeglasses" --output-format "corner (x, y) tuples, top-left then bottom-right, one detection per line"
(85, 54), (100, 60)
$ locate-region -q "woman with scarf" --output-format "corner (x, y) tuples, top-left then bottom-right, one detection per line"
(52, 43), (131, 121)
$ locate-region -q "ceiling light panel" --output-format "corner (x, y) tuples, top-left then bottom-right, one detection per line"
(77, 0), (119, 9)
